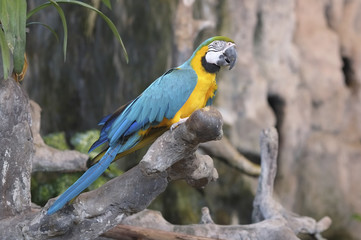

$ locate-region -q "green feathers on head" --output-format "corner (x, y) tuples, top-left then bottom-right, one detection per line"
(196, 36), (235, 50)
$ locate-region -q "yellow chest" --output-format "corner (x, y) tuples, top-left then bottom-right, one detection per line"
(163, 46), (217, 125)
(176, 71), (216, 119)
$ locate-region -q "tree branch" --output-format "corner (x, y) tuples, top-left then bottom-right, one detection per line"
(103, 128), (331, 240)
(0, 107), (222, 239)
(200, 137), (261, 176)
(104, 224), (218, 240)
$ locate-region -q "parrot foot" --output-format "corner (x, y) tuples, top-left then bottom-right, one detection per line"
(170, 117), (189, 131)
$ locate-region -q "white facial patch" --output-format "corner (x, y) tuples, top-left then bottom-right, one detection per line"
(205, 51), (223, 65)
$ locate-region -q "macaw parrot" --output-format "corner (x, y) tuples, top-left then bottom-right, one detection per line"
(47, 36), (237, 215)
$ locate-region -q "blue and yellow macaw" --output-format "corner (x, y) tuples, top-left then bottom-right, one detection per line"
(47, 36), (237, 215)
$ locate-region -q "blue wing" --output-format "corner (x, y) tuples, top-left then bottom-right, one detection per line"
(91, 66), (198, 150)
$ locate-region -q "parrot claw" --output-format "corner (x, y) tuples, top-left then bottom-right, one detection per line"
(170, 117), (189, 131)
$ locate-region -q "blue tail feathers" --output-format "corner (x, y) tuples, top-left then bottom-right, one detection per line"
(47, 145), (121, 215)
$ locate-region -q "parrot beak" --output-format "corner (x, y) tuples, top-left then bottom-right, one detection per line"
(223, 44), (237, 70)
(214, 43), (237, 70)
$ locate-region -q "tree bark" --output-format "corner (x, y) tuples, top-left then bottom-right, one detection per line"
(0, 107), (222, 239)
(0, 78), (33, 219)
(104, 128), (331, 240)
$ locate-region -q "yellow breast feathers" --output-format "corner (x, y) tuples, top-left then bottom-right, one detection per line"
(169, 45), (217, 124)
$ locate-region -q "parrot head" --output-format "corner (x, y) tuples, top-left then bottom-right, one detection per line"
(195, 36), (237, 73)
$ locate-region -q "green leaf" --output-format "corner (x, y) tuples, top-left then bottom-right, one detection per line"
(0, 0), (27, 74)
(0, 0), (9, 22)
(56, 0), (128, 63)
(0, 29), (11, 79)
(49, 0), (68, 61)
(27, 1), (68, 61)
(26, 22), (59, 43)
(102, 0), (112, 10)
(0, 0), (12, 51)
(27, 2), (52, 19)
(27, 0), (128, 63)
(13, 0), (27, 74)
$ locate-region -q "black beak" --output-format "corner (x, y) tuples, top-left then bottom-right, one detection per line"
(224, 45), (237, 70)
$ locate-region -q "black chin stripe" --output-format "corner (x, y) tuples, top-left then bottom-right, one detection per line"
(202, 56), (220, 73)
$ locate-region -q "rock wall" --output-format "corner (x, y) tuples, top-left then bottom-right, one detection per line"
(217, 0), (361, 239)
(24, 0), (361, 239)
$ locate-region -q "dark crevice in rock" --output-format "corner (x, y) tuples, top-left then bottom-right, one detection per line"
(342, 56), (359, 94)
(267, 94), (285, 168)
(267, 94), (285, 133)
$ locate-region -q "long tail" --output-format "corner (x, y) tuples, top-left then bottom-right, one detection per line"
(47, 145), (121, 215)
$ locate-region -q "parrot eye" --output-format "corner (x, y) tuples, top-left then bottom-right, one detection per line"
(208, 40), (226, 52)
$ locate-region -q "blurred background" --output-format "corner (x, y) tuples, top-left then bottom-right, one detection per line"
(24, 0), (361, 239)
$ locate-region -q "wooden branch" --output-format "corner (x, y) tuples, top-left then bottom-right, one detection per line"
(104, 224), (219, 240)
(252, 128), (331, 238)
(103, 128), (331, 240)
(111, 209), (301, 240)
(0, 107), (223, 239)
(200, 137), (261, 176)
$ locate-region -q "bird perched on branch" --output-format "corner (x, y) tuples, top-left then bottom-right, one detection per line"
(47, 36), (237, 215)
